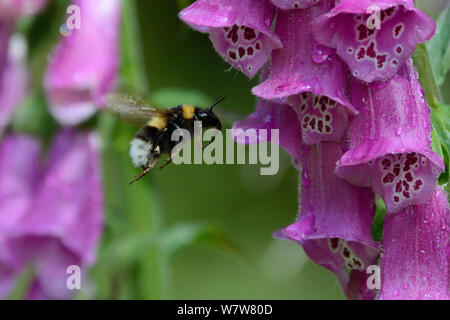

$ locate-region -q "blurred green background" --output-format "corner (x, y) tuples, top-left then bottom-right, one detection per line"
(11, 0), (450, 299)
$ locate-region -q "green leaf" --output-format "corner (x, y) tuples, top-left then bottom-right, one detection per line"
(162, 222), (241, 260)
(430, 100), (450, 185)
(371, 197), (386, 242)
(427, 4), (450, 85)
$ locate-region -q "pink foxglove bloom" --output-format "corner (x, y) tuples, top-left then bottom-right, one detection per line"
(0, 130), (103, 299)
(179, 0), (282, 78)
(0, 0), (48, 20)
(44, 0), (120, 126)
(379, 187), (449, 299)
(0, 31), (28, 135)
(252, 2), (356, 145)
(0, 135), (41, 299)
(313, 0), (436, 82)
(336, 59), (444, 213)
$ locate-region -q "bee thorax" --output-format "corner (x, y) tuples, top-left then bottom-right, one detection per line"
(130, 138), (152, 167)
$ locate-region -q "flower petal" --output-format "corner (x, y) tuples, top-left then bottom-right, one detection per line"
(0, 0), (48, 20)
(17, 129), (103, 265)
(313, 0), (435, 82)
(232, 99), (303, 166)
(0, 134), (40, 235)
(379, 187), (450, 300)
(252, 1), (355, 143)
(179, 0), (281, 77)
(336, 59), (444, 212)
(281, 142), (377, 247)
(0, 34), (29, 135)
(44, 0), (120, 126)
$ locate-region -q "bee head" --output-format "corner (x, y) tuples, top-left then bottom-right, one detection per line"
(195, 96), (224, 131)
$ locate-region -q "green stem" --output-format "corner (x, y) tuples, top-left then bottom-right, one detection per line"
(413, 43), (443, 106)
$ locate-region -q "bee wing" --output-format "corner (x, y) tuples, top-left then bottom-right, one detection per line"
(105, 93), (164, 126)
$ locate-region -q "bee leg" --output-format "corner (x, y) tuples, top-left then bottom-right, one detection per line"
(159, 156), (173, 170)
(202, 135), (216, 149)
(129, 151), (160, 185)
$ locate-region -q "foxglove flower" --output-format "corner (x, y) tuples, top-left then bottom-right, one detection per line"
(179, 0), (282, 78)
(313, 0), (436, 82)
(336, 59), (444, 213)
(0, 33), (28, 135)
(17, 129), (103, 265)
(379, 187), (449, 299)
(0, 0), (48, 20)
(274, 142), (379, 300)
(0, 134), (41, 299)
(252, 1), (356, 145)
(280, 142), (377, 246)
(44, 0), (120, 126)
(1, 130), (103, 299)
(232, 99), (303, 167)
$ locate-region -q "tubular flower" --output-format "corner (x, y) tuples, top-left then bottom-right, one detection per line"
(0, 0), (48, 20)
(0, 33), (28, 135)
(252, 1), (356, 144)
(275, 142), (379, 300)
(179, 0), (282, 78)
(313, 0), (436, 82)
(44, 0), (120, 126)
(0, 130), (103, 299)
(336, 59), (444, 213)
(232, 99), (303, 166)
(280, 142), (377, 246)
(0, 135), (41, 299)
(379, 187), (450, 300)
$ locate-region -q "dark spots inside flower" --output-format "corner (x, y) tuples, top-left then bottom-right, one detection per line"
(376, 54), (387, 69)
(301, 92), (308, 100)
(393, 164), (400, 176)
(318, 120), (324, 132)
(342, 247), (351, 258)
(329, 238), (340, 251)
(243, 27), (257, 41)
(294, 3), (299, 9)
(325, 125), (331, 133)
(228, 50), (237, 60)
(353, 258), (362, 268)
(394, 196), (400, 203)
(391, 59), (399, 66)
(310, 118), (316, 129)
(247, 47), (254, 56)
(226, 25), (239, 44)
(405, 172), (414, 182)
(403, 191), (410, 198)
(300, 104), (306, 112)
(395, 180), (403, 193)
(382, 158), (391, 169)
(396, 45), (403, 55)
(356, 24), (375, 41)
(393, 23), (404, 38)
(255, 42), (260, 50)
(238, 47), (246, 58)
(325, 114), (331, 122)
(414, 179), (423, 191)
(366, 42), (376, 58)
(383, 173), (395, 184)
(357, 47), (365, 60)
(402, 180), (409, 191)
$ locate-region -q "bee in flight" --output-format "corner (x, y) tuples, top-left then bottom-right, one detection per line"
(106, 94), (224, 184)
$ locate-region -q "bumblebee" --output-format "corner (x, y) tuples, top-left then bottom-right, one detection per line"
(107, 94), (224, 184)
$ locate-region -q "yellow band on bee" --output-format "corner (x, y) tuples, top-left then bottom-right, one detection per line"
(182, 104), (195, 119)
(147, 116), (167, 130)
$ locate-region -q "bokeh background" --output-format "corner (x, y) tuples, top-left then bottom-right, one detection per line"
(4, 0), (450, 299)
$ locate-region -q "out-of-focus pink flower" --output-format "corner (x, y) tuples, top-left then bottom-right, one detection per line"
(379, 187), (449, 299)
(179, 0), (282, 78)
(313, 0), (436, 82)
(0, 134), (41, 299)
(44, 0), (120, 126)
(0, 0), (48, 20)
(336, 59), (444, 213)
(0, 31), (29, 135)
(0, 130), (103, 299)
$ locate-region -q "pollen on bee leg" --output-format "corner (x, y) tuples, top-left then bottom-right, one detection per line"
(129, 138), (152, 168)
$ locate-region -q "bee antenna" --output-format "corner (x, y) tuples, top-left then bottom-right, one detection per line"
(209, 96), (225, 111)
